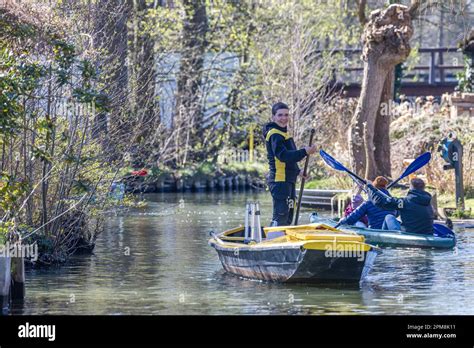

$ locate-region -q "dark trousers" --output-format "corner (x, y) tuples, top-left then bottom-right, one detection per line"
(269, 182), (296, 226)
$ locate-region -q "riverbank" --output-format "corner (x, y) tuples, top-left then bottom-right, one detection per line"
(121, 161), (268, 193)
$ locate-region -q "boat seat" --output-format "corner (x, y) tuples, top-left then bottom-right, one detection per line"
(265, 230), (286, 240)
(286, 230), (365, 242)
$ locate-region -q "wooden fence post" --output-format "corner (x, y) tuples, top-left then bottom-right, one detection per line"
(11, 243), (25, 301)
(0, 256), (12, 310)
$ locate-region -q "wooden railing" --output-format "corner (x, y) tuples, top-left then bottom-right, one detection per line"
(317, 47), (464, 88)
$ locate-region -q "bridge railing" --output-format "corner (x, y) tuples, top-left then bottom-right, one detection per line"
(318, 47), (464, 86)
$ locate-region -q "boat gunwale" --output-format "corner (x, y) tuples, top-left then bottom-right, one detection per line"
(209, 237), (376, 252)
(310, 217), (456, 242)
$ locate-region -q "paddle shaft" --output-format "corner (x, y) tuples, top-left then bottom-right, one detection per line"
(294, 129), (315, 225)
(320, 150), (367, 186)
(387, 152), (431, 189)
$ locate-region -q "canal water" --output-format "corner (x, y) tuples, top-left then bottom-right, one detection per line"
(14, 191), (474, 315)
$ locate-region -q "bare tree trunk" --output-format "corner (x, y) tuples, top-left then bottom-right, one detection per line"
(349, 57), (388, 179)
(0, 141), (5, 172)
(93, 0), (131, 154)
(348, 4), (413, 179)
(374, 68), (394, 178)
(41, 67), (53, 236)
(174, 0), (208, 165)
(128, 0), (158, 166)
(356, 0), (367, 25)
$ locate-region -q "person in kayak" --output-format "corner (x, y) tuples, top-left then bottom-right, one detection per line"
(366, 178), (434, 234)
(263, 102), (317, 226)
(342, 193), (368, 228)
(338, 176), (397, 229)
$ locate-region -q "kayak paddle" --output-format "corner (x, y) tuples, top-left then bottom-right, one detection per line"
(387, 152), (431, 189)
(294, 129), (315, 225)
(319, 149), (368, 229)
(319, 150), (367, 187)
(433, 223), (455, 238)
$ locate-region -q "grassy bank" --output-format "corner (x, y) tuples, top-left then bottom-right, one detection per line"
(304, 176), (353, 190)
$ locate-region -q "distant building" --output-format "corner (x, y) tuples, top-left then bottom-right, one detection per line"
(155, 52), (240, 128)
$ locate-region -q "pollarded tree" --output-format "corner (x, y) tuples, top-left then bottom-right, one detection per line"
(350, 0), (471, 180)
(348, 4), (413, 180)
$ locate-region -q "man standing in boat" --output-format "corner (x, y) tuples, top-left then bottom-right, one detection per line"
(263, 102), (317, 226)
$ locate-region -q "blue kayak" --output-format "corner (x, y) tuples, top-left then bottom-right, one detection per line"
(309, 214), (456, 249)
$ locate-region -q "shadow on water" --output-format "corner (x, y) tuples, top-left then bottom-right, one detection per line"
(17, 191), (474, 315)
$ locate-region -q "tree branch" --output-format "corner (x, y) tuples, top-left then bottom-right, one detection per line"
(356, 0), (367, 25)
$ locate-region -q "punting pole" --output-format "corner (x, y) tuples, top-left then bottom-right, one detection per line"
(250, 203), (256, 243)
(294, 129), (315, 225)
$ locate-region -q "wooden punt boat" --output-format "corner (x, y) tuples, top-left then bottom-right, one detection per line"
(209, 223), (378, 284)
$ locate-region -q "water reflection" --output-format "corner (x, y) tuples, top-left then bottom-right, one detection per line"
(16, 191), (474, 315)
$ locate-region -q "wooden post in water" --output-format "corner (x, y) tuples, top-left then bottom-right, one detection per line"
(218, 177), (225, 190)
(0, 256), (12, 310)
(11, 243), (25, 301)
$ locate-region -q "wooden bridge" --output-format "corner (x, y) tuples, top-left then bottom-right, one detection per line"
(322, 47), (464, 98)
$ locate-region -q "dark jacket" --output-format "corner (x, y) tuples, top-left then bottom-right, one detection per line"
(344, 204), (369, 226)
(368, 185), (434, 234)
(263, 122), (307, 184)
(341, 189), (397, 229)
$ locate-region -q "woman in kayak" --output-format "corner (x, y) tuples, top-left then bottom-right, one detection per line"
(338, 176), (397, 229)
(263, 102), (317, 226)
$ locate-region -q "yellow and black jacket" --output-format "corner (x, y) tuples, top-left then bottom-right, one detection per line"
(263, 122), (307, 184)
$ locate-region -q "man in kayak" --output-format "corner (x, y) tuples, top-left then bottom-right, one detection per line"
(338, 176), (397, 229)
(263, 102), (317, 226)
(366, 178), (434, 235)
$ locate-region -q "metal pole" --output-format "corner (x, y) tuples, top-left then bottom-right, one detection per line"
(244, 203), (250, 241)
(254, 202), (262, 243)
(453, 141), (465, 211)
(250, 203), (256, 242)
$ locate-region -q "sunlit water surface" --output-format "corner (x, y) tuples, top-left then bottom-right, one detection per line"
(14, 191), (474, 315)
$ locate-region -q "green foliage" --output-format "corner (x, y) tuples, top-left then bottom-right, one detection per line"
(145, 3), (183, 43)
(0, 221), (14, 245)
(456, 55), (473, 93)
(219, 161), (266, 178)
(31, 145), (52, 163)
(450, 208), (473, 219)
(72, 59), (110, 112)
(24, 233), (54, 255)
(52, 39), (75, 85)
(0, 171), (28, 212)
(72, 87), (109, 112)
(0, 8), (114, 263)
(0, 48), (24, 136)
